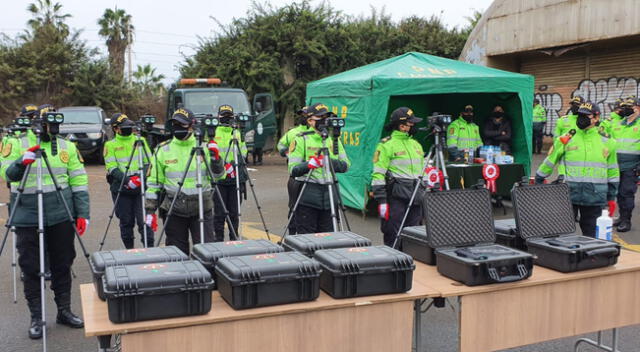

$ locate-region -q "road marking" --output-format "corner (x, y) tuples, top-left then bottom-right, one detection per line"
(613, 233), (640, 253)
(240, 221), (281, 243)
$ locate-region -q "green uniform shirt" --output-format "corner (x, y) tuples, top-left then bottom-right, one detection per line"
(1, 130), (90, 226)
(104, 134), (152, 193)
(533, 104), (547, 123)
(610, 117), (640, 171)
(371, 130), (425, 203)
(446, 116), (482, 160)
(554, 113), (577, 137)
(610, 111), (623, 124)
(277, 125), (311, 157)
(536, 128), (619, 206)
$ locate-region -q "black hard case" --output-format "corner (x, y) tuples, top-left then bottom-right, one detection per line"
(313, 246), (415, 298)
(423, 188), (534, 286)
(90, 246), (188, 301)
(283, 231), (372, 256)
(103, 260), (214, 323)
(215, 252), (321, 309)
(512, 183), (620, 272)
(494, 218), (528, 250)
(399, 226), (436, 265)
(191, 240), (284, 288)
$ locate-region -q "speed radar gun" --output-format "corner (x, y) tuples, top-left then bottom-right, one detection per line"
(392, 112), (452, 249)
(0, 112), (91, 352)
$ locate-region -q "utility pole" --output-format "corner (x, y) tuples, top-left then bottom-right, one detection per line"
(127, 21), (132, 86)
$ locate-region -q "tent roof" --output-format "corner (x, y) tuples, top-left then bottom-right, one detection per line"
(307, 52), (533, 96)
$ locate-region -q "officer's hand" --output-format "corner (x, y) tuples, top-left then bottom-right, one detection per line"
(378, 203), (389, 220)
(534, 175), (546, 185)
(22, 145), (41, 166)
(76, 218), (89, 236)
(224, 163), (236, 178)
(145, 214), (158, 231)
(608, 201), (616, 217)
(308, 155), (324, 169)
(125, 175), (141, 190)
(207, 140), (220, 160)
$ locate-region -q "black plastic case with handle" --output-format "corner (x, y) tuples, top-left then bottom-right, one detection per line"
(103, 260), (214, 323)
(399, 226), (437, 265)
(282, 231), (372, 257)
(494, 218), (528, 250)
(512, 183), (620, 272)
(191, 240), (284, 288)
(313, 245), (414, 298)
(90, 246), (188, 301)
(424, 188), (534, 286)
(215, 252), (321, 309)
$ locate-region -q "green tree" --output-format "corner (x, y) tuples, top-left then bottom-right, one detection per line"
(133, 64), (165, 94)
(98, 7), (133, 79)
(26, 0), (70, 33)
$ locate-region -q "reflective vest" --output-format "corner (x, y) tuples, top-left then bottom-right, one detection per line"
(610, 117), (640, 171)
(214, 126), (249, 185)
(104, 134), (152, 192)
(446, 117), (482, 159)
(610, 111), (623, 124)
(371, 130), (424, 202)
(554, 113), (577, 137)
(533, 105), (547, 123)
(277, 125), (311, 157)
(536, 127), (619, 206)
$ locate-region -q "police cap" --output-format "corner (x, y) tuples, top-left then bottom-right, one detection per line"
(390, 107), (422, 124)
(218, 104), (234, 117)
(169, 108), (195, 126)
(20, 104), (39, 117)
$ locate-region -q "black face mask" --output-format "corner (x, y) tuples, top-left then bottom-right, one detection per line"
(623, 107), (634, 117)
(119, 127), (133, 136)
(576, 114), (592, 130)
(173, 127), (191, 140)
(462, 114), (473, 122)
(570, 105), (580, 114)
(408, 125), (418, 136)
(493, 111), (504, 118)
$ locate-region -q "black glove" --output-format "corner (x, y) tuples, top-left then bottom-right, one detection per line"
(534, 175), (545, 185)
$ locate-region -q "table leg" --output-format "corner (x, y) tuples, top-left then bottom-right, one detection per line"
(573, 329), (622, 352)
(97, 334), (112, 352)
(414, 299), (423, 352)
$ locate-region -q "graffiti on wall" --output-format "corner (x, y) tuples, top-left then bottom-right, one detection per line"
(535, 77), (640, 136)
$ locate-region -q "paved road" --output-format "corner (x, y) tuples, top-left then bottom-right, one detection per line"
(0, 153), (638, 351)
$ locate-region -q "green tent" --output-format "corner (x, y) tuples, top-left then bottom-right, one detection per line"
(306, 52), (535, 210)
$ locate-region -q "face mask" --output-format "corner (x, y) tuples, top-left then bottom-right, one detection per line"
(173, 126), (191, 140)
(462, 114), (473, 122)
(623, 107), (634, 117)
(408, 125), (418, 136)
(493, 111), (504, 118)
(570, 105), (580, 114)
(119, 127), (133, 136)
(576, 114), (591, 130)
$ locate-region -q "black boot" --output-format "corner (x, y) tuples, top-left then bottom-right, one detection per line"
(122, 238), (134, 249)
(27, 299), (43, 339)
(55, 293), (84, 328)
(617, 219), (632, 232)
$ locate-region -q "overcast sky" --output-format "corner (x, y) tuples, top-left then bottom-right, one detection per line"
(1, 0), (492, 83)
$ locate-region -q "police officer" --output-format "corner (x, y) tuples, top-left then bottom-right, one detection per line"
(277, 107), (311, 235)
(104, 114), (154, 248)
(611, 97), (640, 232)
(213, 104), (248, 241)
(608, 98), (625, 125)
(447, 105), (482, 161)
(145, 108), (223, 255)
(554, 96), (584, 137)
(371, 107), (424, 247)
(288, 103), (350, 233)
(536, 102), (619, 237)
(532, 98), (547, 154)
(1, 105), (89, 339)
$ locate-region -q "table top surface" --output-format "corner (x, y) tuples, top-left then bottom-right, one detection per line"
(81, 275), (438, 337)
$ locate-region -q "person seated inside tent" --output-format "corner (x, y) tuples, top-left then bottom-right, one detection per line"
(447, 105), (483, 162)
(483, 105), (512, 154)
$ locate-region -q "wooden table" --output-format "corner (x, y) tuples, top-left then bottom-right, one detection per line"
(412, 249), (640, 352)
(81, 280), (438, 352)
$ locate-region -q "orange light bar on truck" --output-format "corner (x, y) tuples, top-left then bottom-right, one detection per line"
(179, 78), (221, 85)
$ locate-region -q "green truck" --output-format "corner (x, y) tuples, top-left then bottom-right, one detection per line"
(160, 78), (277, 154)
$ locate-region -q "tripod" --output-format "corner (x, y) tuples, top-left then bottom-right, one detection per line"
(98, 133), (152, 251)
(155, 130), (240, 247)
(219, 122), (271, 241)
(280, 128), (349, 243)
(392, 126), (450, 249)
(0, 132), (91, 352)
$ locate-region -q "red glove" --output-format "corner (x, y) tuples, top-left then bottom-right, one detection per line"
(125, 175), (141, 190)
(378, 203), (389, 221)
(76, 218), (89, 236)
(145, 214), (158, 231)
(608, 200), (616, 217)
(224, 163), (236, 178)
(22, 145), (41, 166)
(207, 140), (220, 160)
(308, 155), (324, 169)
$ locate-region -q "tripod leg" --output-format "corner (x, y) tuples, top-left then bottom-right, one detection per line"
(12, 227), (17, 303)
(234, 139), (271, 241)
(320, 147), (339, 232)
(200, 154), (239, 241)
(232, 140), (243, 239)
(280, 174), (312, 244)
(0, 163), (34, 257)
(391, 176), (424, 250)
(325, 152), (351, 231)
(196, 149), (205, 244)
(36, 151), (48, 352)
(136, 141), (149, 248)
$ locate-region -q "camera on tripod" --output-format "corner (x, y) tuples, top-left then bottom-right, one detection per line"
(139, 114), (156, 131)
(427, 113), (452, 130)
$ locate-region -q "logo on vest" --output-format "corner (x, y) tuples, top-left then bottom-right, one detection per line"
(59, 150), (69, 163)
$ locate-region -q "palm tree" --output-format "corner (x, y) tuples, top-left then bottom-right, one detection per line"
(98, 7), (133, 80)
(133, 64), (165, 94)
(26, 0), (71, 33)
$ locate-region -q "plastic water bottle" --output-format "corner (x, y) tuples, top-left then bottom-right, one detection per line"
(486, 147), (494, 164)
(596, 210), (613, 241)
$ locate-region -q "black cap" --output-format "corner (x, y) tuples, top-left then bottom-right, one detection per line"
(110, 113), (130, 127)
(38, 104), (55, 116)
(218, 104), (234, 117)
(119, 118), (136, 129)
(307, 103), (332, 118)
(570, 96), (585, 105)
(296, 106), (309, 117)
(169, 108), (195, 126)
(390, 107), (422, 124)
(577, 102), (597, 115)
(20, 104), (39, 117)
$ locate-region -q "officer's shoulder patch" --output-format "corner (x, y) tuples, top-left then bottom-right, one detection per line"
(380, 136), (391, 143)
(603, 147), (610, 158)
(448, 127), (455, 135)
(103, 145), (109, 157)
(77, 149), (85, 163)
(289, 139), (297, 154)
(59, 150), (70, 163)
(373, 150), (380, 163)
(0, 141), (3, 153)
(2, 142), (12, 157)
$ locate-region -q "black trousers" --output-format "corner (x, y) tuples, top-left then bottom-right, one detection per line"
(213, 184), (242, 241)
(617, 169), (637, 220)
(381, 197), (422, 247)
(252, 148), (263, 164)
(532, 122), (545, 153)
(286, 177), (303, 235)
(573, 204), (603, 238)
(164, 212), (213, 256)
(111, 192), (154, 249)
(16, 221), (76, 305)
(295, 205), (334, 234)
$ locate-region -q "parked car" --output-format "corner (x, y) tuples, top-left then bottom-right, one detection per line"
(57, 106), (112, 163)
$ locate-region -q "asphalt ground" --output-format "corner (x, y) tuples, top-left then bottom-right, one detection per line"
(0, 152), (638, 351)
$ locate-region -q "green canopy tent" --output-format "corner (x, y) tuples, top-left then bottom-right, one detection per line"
(306, 52), (535, 210)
